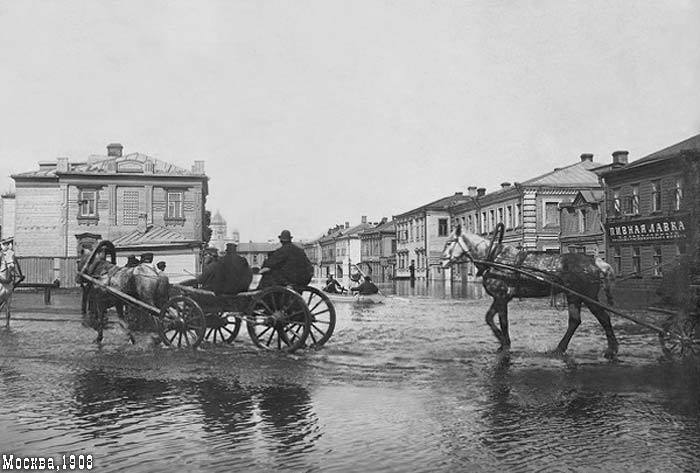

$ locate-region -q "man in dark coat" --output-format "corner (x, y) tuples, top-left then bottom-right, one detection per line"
(219, 243), (252, 295)
(260, 230), (314, 287)
(351, 276), (379, 295)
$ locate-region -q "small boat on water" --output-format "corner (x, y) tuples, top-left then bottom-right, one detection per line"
(321, 291), (386, 304)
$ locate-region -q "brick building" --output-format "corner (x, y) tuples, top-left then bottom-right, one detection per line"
(601, 135), (700, 306)
(11, 143), (208, 283)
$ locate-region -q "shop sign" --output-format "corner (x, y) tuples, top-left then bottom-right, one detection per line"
(606, 215), (689, 243)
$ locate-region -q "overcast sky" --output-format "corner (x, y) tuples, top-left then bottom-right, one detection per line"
(1, 0), (698, 241)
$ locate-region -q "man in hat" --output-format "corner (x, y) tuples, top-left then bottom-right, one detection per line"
(139, 252), (155, 270)
(350, 275), (379, 295)
(0, 237), (24, 327)
(260, 230), (314, 287)
(218, 243), (252, 295)
(156, 261), (167, 273)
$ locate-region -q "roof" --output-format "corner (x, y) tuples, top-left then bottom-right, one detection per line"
(560, 189), (604, 208)
(336, 222), (374, 239)
(237, 242), (281, 253)
(112, 225), (200, 249)
(361, 219), (396, 236)
(394, 193), (472, 219)
(211, 210), (226, 225)
(12, 153), (204, 179)
(620, 133), (700, 171)
(521, 159), (602, 187)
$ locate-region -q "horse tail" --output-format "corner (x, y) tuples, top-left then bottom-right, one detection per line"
(596, 257), (615, 306)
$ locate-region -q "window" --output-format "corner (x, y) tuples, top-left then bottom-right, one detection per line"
(651, 180), (661, 212)
(506, 206), (513, 229)
(252, 254), (258, 264)
(674, 178), (683, 211)
(653, 247), (662, 277)
(79, 190), (97, 217)
(613, 247), (621, 274)
(579, 209), (587, 233)
(438, 218), (448, 237)
(167, 191), (184, 219)
(515, 204), (522, 227)
(497, 208), (504, 225)
(489, 210), (495, 232)
(481, 212), (487, 233)
(612, 189), (621, 216)
(632, 247), (641, 276)
(630, 184), (639, 215)
(468, 215), (474, 233)
(544, 202), (560, 227)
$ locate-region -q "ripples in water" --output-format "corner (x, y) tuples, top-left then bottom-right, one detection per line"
(0, 293), (699, 472)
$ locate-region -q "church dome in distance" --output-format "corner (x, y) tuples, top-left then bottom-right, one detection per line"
(211, 210), (226, 225)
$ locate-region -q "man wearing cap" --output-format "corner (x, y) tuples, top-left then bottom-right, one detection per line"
(260, 230), (314, 287)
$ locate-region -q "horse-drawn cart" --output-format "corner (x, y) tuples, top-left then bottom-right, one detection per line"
(442, 223), (700, 361)
(78, 240), (336, 352)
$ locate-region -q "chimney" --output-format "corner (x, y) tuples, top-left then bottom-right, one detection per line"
(345, 221), (350, 229)
(107, 143), (123, 157)
(454, 191), (463, 196)
(192, 160), (205, 174)
(500, 182), (511, 190)
(612, 150), (629, 166)
(361, 216), (367, 224)
(580, 153), (594, 162)
(467, 186), (478, 198)
(56, 157), (69, 173)
(477, 187), (486, 197)
(137, 213), (148, 234)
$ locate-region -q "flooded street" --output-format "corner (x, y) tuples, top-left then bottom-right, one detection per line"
(1, 286), (699, 472)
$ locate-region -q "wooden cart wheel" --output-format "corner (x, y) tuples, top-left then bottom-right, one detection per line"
(246, 287), (310, 352)
(159, 296), (206, 349)
(659, 313), (700, 360)
(295, 285), (336, 348)
(204, 310), (242, 344)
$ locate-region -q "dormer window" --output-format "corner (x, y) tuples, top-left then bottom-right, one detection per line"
(117, 161), (144, 173)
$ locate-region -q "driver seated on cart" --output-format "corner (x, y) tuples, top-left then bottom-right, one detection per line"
(190, 244), (252, 296)
(259, 230), (314, 288)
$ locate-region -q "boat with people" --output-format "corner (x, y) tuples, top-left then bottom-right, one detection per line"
(321, 291), (386, 304)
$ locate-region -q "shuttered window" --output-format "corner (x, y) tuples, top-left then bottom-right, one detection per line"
(123, 191), (139, 225)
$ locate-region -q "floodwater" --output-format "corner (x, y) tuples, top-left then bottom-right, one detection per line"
(0, 286), (699, 472)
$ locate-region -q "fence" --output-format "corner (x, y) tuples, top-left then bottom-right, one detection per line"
(17, 256), (80, 288)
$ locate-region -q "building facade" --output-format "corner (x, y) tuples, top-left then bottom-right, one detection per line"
(359, 218), (396, 283)
(601, 136), (700, 306)
(450, 155), (607, 282)
(237, 242), (280, 270)
(394, 193), (471, 281)
(334, 218), (373, 288)
(559, 190), (606, 256)
(11, 143), (208, 282)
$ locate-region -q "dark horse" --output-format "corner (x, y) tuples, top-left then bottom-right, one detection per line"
(78, 241), (169, 344)
(441, 225), (618, 358)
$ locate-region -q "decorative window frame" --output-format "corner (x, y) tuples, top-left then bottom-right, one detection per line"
(164, 188), (186, 224)
(77, 187), (100, 224)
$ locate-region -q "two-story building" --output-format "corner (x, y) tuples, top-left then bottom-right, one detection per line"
(601, 134), (700, 306)
(237, 242), (280, 270)
(319, 225), (345, 278)
(334, 218), (373, 287)
(11, 143), (208, 284)
(394, 193), (472, 281)
(559, 190), (606, 256)
(450, 154), (606, 282)
(359, 218), (396, 283)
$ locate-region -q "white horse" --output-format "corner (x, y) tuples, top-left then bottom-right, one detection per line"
(441, 225), (618, 358)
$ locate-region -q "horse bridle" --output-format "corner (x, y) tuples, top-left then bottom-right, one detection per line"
(442, 235), (475, 267)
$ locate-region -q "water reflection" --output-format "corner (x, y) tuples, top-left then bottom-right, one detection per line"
(70, 369), (320, 468)
(390, 280), (485, 299)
